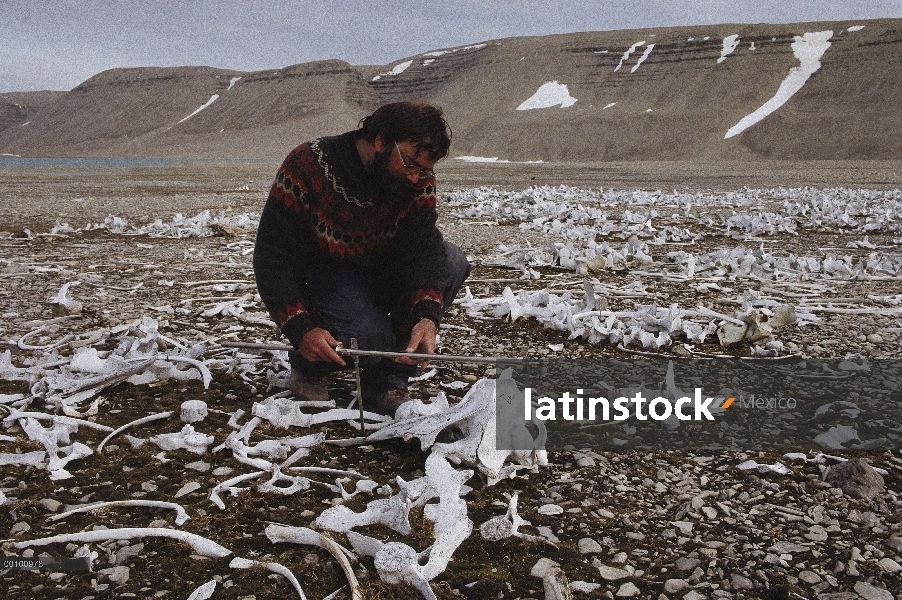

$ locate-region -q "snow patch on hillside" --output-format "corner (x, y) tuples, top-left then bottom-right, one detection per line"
(178, 95), (219, 124)
(615, 41), (645, 72)
(718, 35), (740, 63)
(423, 43), (488, 58)
(631, 44), (655, 73)
(457, 156), (510, 163)
(725, 31), (833, 139)
(517, 81), (577, 110)
(371, 60), (413, 81)
(455, 156), (544, 163)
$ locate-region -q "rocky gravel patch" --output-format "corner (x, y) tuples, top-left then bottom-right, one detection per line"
(1, 165), (900, 600)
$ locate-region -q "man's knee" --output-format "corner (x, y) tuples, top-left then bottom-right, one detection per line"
(444, 241), (470, 286)
(442, 241), (470, 310)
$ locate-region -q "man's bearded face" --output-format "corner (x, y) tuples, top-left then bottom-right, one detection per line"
(371, 145), (419, 202)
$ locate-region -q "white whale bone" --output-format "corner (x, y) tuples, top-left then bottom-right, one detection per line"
(347, 536), (437, 600)
(284, 465), (366, 479)
(15, 527), (231, 558)
(257, 466), (310, 495)
(315, 489), (414, 535)
(180, 400), (208, 423)
(97, 411), (173, 452)
(264, 524), (362, 600)
(531, 557), (572, 600)
(210, 470), (266, 510)
(49, 499), (190, 526)
(149, 424), (214, 454)
(229, 556), (307, 599)
(480, 493), (549, 545)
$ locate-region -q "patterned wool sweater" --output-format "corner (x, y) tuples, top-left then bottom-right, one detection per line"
(253, 130), (447, 347)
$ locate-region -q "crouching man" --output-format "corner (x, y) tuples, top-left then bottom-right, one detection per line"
(253, 102), (470, 416)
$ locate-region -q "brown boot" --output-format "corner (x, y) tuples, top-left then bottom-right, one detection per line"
(290, 369), (329, 402)
(363, 388), (410, 418)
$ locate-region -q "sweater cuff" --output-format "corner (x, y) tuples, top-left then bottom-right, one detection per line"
(409, 299), (443, 330)
(280, 312), (317, 349)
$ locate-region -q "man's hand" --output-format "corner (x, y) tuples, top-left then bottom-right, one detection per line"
(397, 318), (438, 366)
(299, 328), (346, 366)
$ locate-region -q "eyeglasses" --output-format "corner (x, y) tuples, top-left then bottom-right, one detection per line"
(395, 143), (435, 180)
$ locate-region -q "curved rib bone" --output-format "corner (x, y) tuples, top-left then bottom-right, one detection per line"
(49, 499), (190, 526)
(264, 524), (361, 600)
(229, 557), (307, 600)
(210, 470), (266, 509)
(15, 527), (231, 558)
(97, 411), (173, 452)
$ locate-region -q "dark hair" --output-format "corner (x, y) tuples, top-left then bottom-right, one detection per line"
(358, 102), (452, 161)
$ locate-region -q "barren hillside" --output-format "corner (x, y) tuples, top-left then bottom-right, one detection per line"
(0, 91), (65, 140)
(1, 18), (900, 160)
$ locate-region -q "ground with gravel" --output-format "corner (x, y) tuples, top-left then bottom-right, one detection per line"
(1, 161), (900, 600)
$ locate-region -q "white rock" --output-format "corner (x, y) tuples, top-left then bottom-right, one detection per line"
(804, 525), (828, 541)
(531, 557), (571, 600)
(768, 541), (807, 554)
(730, 573), (754, 590)
(672, 521), (693, 534)
(115, 542), (144, 565)
(798, 570), (821, 584)
(10, 521), (30, 535)
(854, 582), (894, 600)
(570, 581), (600, 593)
(538, 503), (564, 515)
(40, 498), (62, 512)
(530, 557), (561, 578)
(616, 581), (640, 597)
(174, 482), (202, 498)
(187, 580), (217, 600)
(597, 564), (631, 580)
(664, 578), (690, 593)
(578, 537), (603, 554)
(110, 565), (130, 584)
(537, 526), (560, 544)
(877, 557), (901, 573)
(674, 557), (700, 571)
(701, 505), (718, 520)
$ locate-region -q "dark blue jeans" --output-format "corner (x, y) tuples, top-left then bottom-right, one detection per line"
(288, 241), (470, 391)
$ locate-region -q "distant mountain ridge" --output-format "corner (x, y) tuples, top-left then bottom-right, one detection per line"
(1, 18), (900, 161)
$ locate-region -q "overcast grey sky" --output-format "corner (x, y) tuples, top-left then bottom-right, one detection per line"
(2, 0), (900, 92)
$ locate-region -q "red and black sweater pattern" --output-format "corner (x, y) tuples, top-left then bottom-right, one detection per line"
(253, 131), (447, 347)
